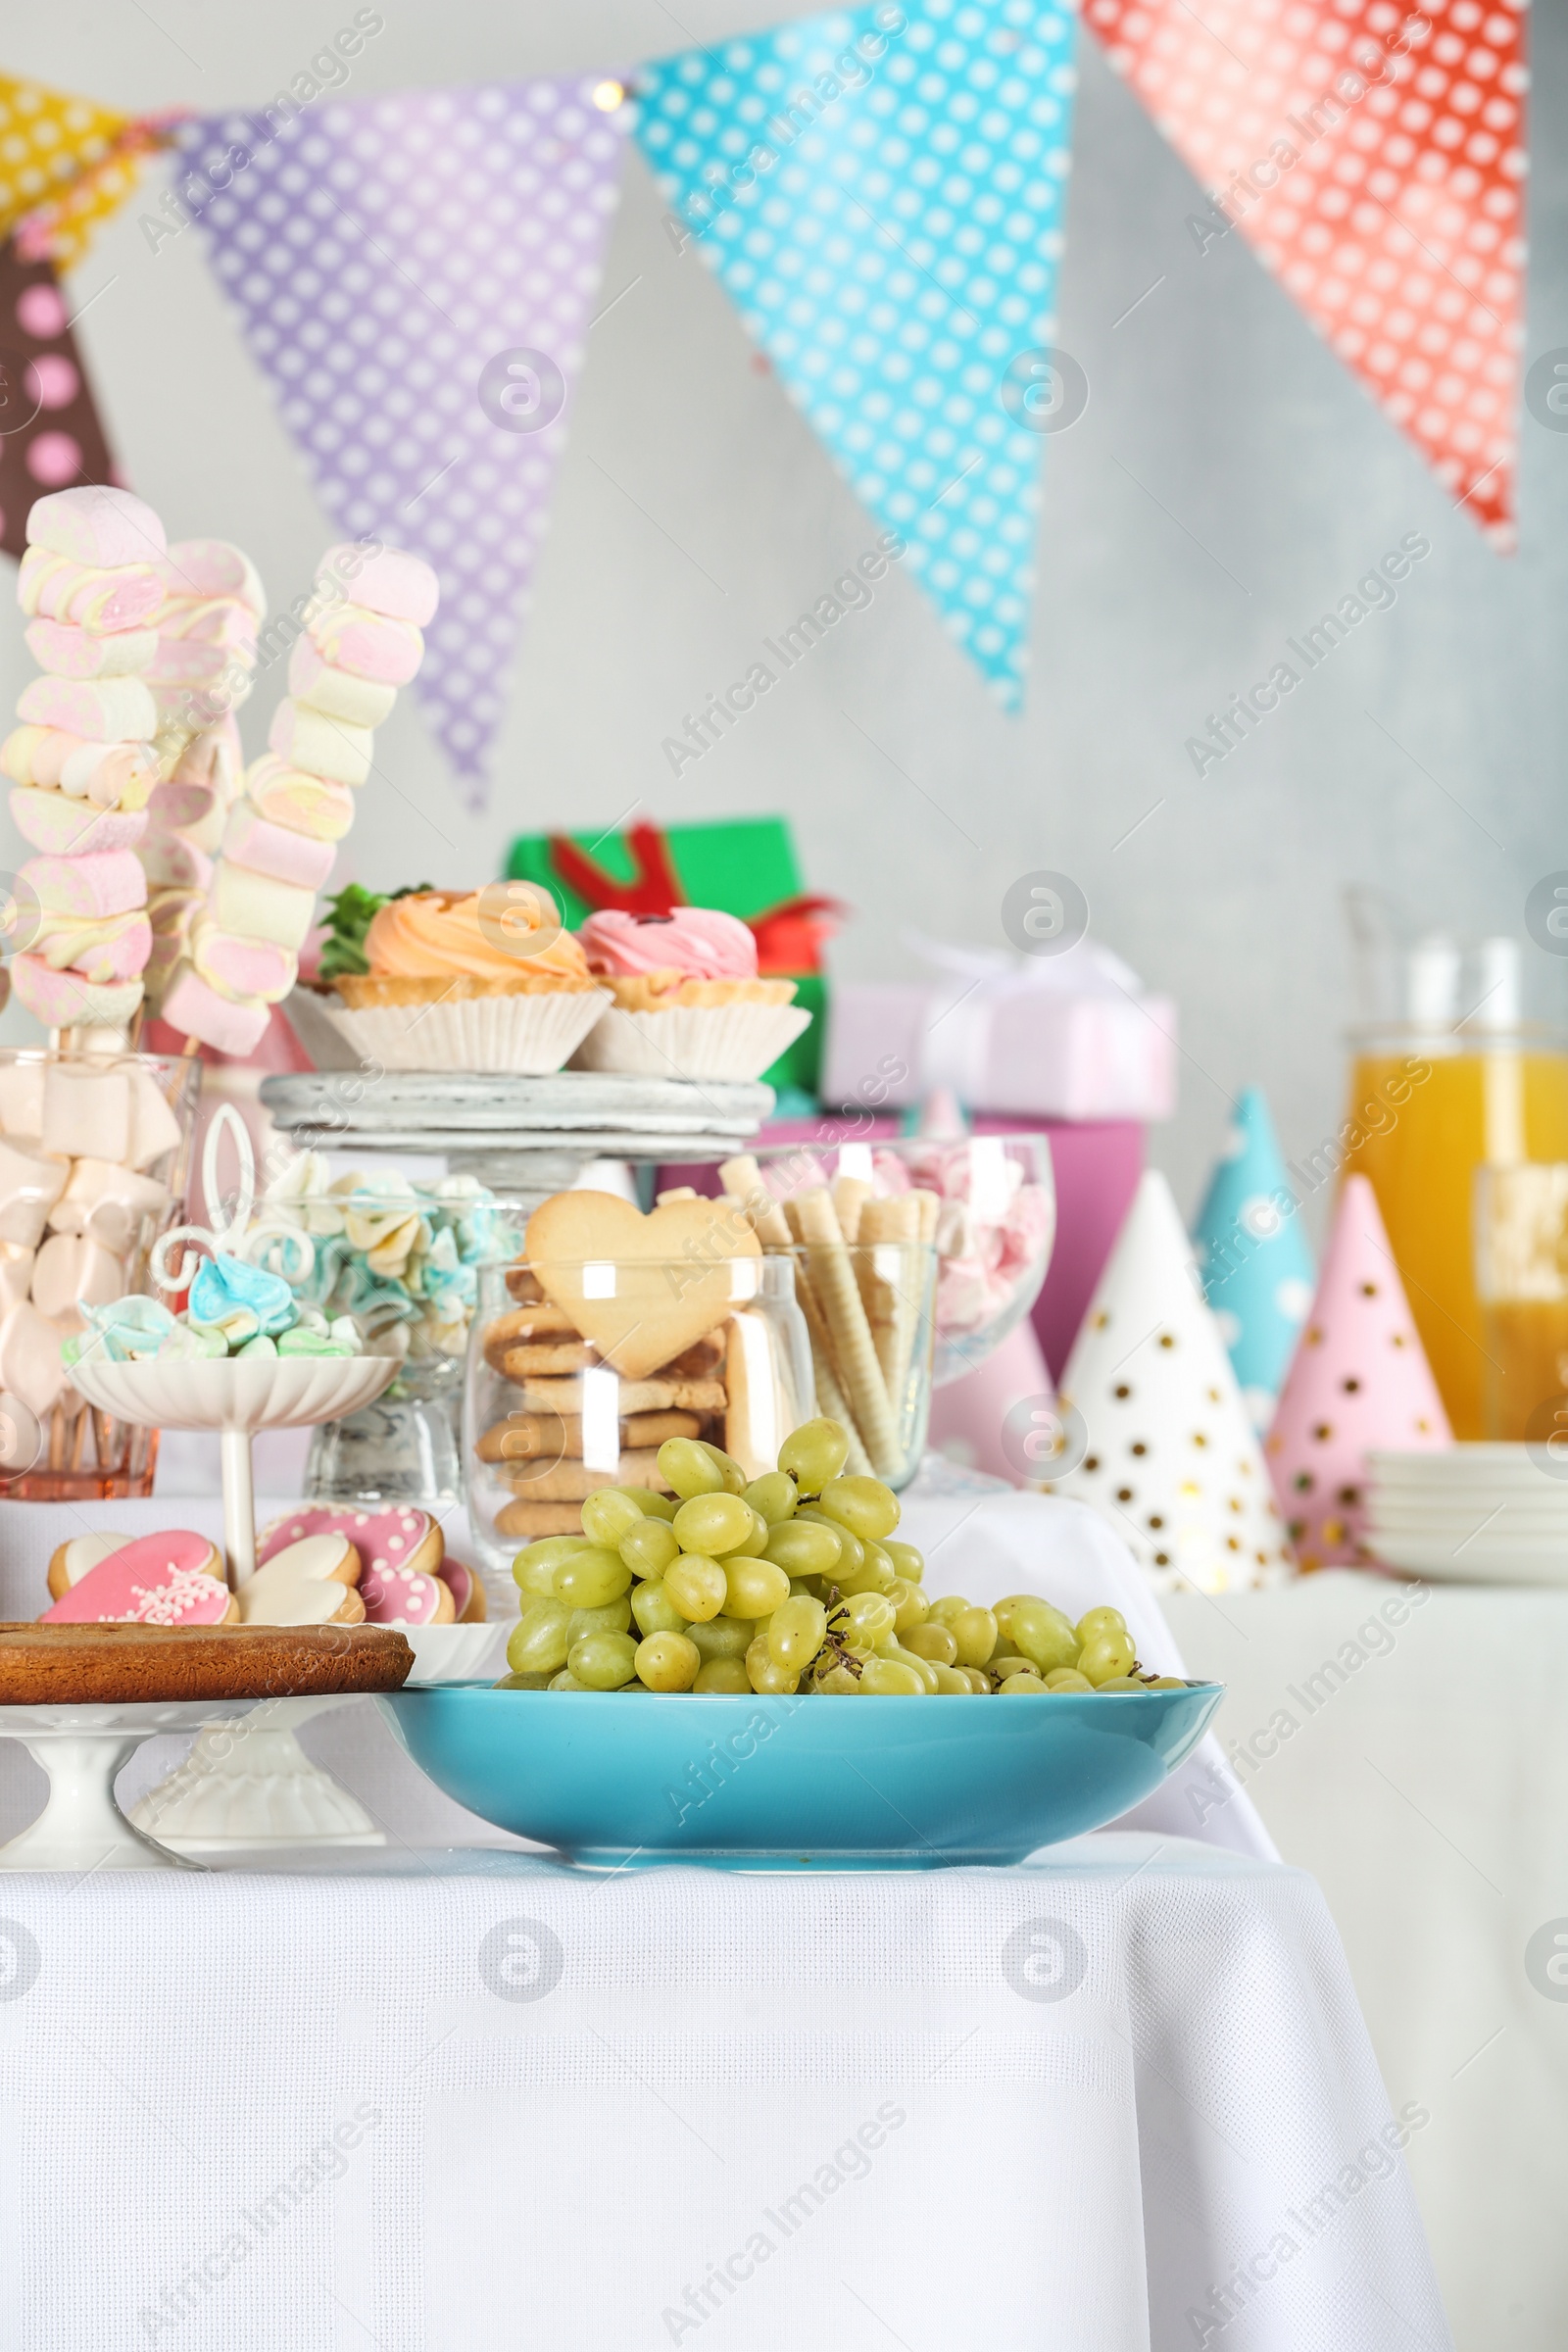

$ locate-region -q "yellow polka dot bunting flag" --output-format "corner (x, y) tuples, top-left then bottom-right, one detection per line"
(0, 76), (150, 268)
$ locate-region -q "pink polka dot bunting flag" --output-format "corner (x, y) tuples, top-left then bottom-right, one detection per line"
(1265, 1173), (1451, 1567)
(1086, 0), (1526, 547)
(176, 84), (627, 804)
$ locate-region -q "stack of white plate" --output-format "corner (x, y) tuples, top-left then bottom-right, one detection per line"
(1365, 1446), (1568, 1585)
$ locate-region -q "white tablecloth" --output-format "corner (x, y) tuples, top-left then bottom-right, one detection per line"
(0, 1837), (1446, 2351)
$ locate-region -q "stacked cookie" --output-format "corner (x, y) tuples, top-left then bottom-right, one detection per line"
(475, 1262), (733, 1539)
(165, 542), (438, 1056)
(6, 486), (167, 1034)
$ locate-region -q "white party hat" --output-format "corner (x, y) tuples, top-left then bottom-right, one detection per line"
(1041, 1169), (1295, 1592)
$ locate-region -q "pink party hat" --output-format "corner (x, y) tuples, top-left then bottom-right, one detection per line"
(1265, 1173), (1451, 1566)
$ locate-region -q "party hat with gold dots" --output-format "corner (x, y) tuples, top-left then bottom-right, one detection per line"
(1040, 1169), (1294, 1593)
(1264, 1173), (1450, 1567)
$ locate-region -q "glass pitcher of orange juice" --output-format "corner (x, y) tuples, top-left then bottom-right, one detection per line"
(1341, 937), (1568, 1440)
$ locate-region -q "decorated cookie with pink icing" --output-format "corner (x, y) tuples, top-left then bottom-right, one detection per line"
(437, 1553), (485, 1624)
(46, 1530), (132, 1601)
(40, 1530), (234, 1625)
(258, 1502), (443, 1583)
(358, 1558), (455, 1626)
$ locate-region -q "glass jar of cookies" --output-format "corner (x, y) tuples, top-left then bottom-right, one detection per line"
(463, 1249), (814, 1594)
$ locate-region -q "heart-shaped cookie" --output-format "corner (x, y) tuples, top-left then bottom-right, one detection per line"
(46, 1529), (131, 1600)
(237, 1539), (367, 1627)
(524, 1190), (760, 1381)
(359, 1560), (454, 1626)
(41, 1531), (233, 1625)
(258, 1503), (442, 1583)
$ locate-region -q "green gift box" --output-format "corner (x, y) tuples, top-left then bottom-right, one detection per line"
(506, 815), (834, 1095)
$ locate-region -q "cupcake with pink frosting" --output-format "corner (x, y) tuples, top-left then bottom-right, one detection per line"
(571, 907), (811, 1080)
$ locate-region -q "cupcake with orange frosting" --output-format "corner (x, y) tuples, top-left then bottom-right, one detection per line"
(321, 886), (610, 1073)
(571, 906), (810, 1080)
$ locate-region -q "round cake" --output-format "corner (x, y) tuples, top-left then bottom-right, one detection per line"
(0, 1623), (413, 1705)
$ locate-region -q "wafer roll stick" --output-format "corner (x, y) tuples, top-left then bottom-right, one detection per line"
(718, 1155), (793, 1249)
(792, 1276), (874, 1477)
(859, 1195), (920, 1396)
(788, 1186), (900, 1475)
(832, 1175), (870, 1245)
(903, 1186), (942, 1397)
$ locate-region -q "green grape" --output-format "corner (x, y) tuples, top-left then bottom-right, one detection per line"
(549, 1669), (587, 1690)
(1044, 1668), (1095, 1693)
(1148, 1677), (1188, 1690)
(956, 1666), (993, 1695)
(1007, 1599), (1081, 1676)
(931, 1664), (975, 1694)
(860, 1656), (926, 1695)
(723, 1556), (791, 1620)
(658, 1438), (731, 1499)
(841, 1591), (895, 1642)
(507, 1598), (571, 1676)
(636, 1493), (677, 1522)
(883, 1538), (925, 1585)
(788, 1576), (824, 1600)
(886, 1643), (940, 1693)
(1078, 1631), (1138, 1686)
(815, 1663), (863, 1694)
(744, 1471), (798, 1526)
(887, 1578), (929, 1635)
(1095, 1676), (1144, 1693)
(568, 1632), (639, 1690)
(664, 1554), (729, 1622)
(768, 1593), (827, 1669)
(567, 1598), (632, 1642)
(580, 1489), (649, 1547)
(778, 1415), (851, 1494)
(630, 1578), (689, 1639)
(512, 1536), (591, 1598)
(723, 1504), (771, 1557)
(619, 1516), (680, 1579)
(999, 1671), (1048, 1694)
(553, 1547), (633, 1608)
(685, 1613), (755, 1661)
(745, 1636), (799, 1694)
(797, 1508), (863, 1575)
(834, 1546), (894, 1598)
(926, 1593), (971, 1629)
(989, 1654), (1034, 1684)
(1076, 1605), (1129, 1646)
(994, 1593), (1040, 1641)
(693, 1656), (751, 1694)
(492, 1670), (552, 1690)
(818, 1474), (900, 1541)
(950, 1605), (999, 1668)
(762, 1519), (843, 1579)
(905, 1622), (957, 1667)
(696, 1441), (747, 1494)
(635, 1631), (702, 1691)
(672, 1493), (756, 1558)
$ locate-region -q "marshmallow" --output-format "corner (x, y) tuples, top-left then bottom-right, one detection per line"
(41, 1064), (132, 1161)
(221, 802), (336, 891)
(48, 1158), (169, 1252)
(30, 908), (152, 984)
(0, 1142), (70, 1250)
(307, 602), (423, 685)
(31, 1230), (125, 1320)
(11, 957), (142, 1033)
(10, 790), (148, 858)
(0, 1300), (72, 1418)
(18, 545), (165, 634)
(171, 716), (244, 799)
(28, 486), (167, 569)
(137, 834), (214, 893)
(22, 851), (147, 919)
(191, 917), (298, 1004)
(319, 543), (439, 626)
(267, 701), (373, 787)
(0, 1065), (42, 1144)
(24, 619), (158, 679)
(3, 727), (158, 808)
(145, 638), (237, 686)
(125, 1066), (184, 1171)
(18, 674), (160, 744)
(161, 538), (266, 616)
(246, 758), (357, 843)
(286, 635), (397, 729)
(0, 1246), (33, 1318)
(147, 779), (222, 839)
(212, 862), (318, 952)
(162, 961), (270, 1055)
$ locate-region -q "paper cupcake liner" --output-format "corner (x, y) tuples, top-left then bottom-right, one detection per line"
(569, 1001), (810, 1082)
(318, 987), (612, 1075)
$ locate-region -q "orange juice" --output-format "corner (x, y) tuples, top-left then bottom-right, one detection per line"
(1341, 1042), (1568, 1439)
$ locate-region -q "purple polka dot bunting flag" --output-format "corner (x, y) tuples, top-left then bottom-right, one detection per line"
(175, 83), (626, 805)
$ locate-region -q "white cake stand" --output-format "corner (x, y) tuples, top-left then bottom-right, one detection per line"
(0, 1700), (256, 1872)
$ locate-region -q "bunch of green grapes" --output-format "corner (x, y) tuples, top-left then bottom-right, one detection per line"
(498, 1416), (1189, 1697)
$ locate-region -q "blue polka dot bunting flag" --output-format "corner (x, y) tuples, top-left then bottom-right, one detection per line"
(634, 0), (1079, 709)
(1193, 1086), (1316, 1428)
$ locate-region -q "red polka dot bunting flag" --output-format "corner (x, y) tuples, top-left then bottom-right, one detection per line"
(1085, 0), (1526, 546)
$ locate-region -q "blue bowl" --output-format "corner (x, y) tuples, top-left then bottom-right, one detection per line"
(381, 1684), (1225, 1869)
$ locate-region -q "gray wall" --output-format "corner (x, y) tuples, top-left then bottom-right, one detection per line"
(4, 0), (1564, 1228)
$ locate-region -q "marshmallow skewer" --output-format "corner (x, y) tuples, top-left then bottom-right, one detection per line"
(164, 544), (440, 1056)
(9, 488), (171, 1047)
